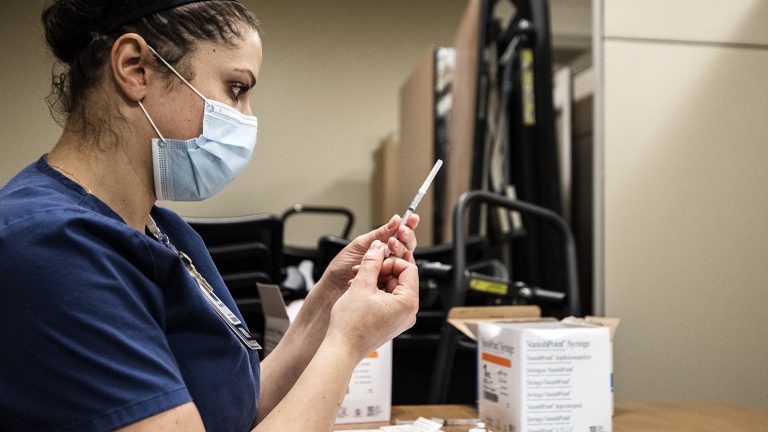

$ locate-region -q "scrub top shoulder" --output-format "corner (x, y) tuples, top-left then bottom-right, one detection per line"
(0, 156), (260, 432)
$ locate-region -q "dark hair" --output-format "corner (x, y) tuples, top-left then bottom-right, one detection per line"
(41, 0), (259, 133)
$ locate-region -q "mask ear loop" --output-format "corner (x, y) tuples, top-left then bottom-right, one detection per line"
(147, 45), (207, 101)
(138, 45), (208, 145)
(138, 100), (167, 144)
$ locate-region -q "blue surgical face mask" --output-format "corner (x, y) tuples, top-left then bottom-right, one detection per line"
(138, 46), (258, 201)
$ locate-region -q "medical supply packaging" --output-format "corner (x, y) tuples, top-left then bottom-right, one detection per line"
(447, 306), (618, 432)
(257, 283), (392, 425)
(334, 340), (392, 424)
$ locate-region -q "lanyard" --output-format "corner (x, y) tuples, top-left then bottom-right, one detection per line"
(147, 216), (261, 351)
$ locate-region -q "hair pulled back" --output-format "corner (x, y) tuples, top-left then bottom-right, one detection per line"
(41, 0), (259, 131)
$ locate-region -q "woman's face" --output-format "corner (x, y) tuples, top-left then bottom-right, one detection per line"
(143, 28), (263, 141)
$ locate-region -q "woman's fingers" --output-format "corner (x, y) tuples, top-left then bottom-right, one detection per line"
(358, 215), (400, 250)
(349, 240), (387, 292)
(328, 250), (420, 359)
(348, 213), (419, 261)
(382, 215), (418, 259)
(398, 222), (418, 250)
(404, 213), (420, 230)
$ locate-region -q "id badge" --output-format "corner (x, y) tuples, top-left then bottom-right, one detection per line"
(148, 220), (262, 351)
(196, 279), (261, 351)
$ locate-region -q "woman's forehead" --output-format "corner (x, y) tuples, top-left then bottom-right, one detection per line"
(194, 30), (262, 76)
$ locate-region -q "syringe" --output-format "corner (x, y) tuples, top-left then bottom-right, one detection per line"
(384, 159), (443, 257)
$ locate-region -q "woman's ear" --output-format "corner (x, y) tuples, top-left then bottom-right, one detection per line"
(109, 33), (151, 102)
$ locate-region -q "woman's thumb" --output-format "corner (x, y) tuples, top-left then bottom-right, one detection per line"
(350, 240), (387, 291)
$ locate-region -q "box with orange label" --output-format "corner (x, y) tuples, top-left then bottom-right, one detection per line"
(446, 306), (617, 432)
(334, 340), (392, 424)
(477, 321), (612, 432)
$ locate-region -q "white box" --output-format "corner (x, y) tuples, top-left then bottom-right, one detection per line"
(256, 283), (392, 424)
(334, 340), (392, 424)
(477, 321), (612, 432)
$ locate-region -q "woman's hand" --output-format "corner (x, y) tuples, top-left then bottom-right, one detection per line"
(326, 240), (419, 360)
(257, 214), (419, 419)
(255, 242), (418, 431)
(317, 214), (419, 299)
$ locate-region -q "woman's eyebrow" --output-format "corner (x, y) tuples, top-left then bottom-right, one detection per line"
(234, 68), (257, 87)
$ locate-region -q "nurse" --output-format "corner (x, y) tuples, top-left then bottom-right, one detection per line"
(0, 0), (420, 431)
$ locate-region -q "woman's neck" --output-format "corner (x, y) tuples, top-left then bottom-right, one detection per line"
(47, 127), (156, 232)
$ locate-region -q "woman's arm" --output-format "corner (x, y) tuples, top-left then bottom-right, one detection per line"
(255, 333), (358, 430)
(255, 282), (339, 421)
(256, 214), (419, 421)
(118, 338), (354, 432)
(254, 242), (419, 431)
(119, 334), (358, 432)
(117, 241), (418, 432)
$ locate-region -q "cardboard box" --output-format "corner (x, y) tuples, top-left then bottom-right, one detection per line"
(447, 306), (617, 432)
(257, 283), (392, 424)
(370, 134), (401, 229)
(257, 283), (292, 356)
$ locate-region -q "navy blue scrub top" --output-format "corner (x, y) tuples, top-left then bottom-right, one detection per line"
(0, 156), (260, 431)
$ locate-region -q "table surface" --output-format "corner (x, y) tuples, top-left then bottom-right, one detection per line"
(335, 403), (768, 431)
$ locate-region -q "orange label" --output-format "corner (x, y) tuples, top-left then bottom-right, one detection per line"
(366, 351), (379, 359)
(482, 352), (511, 368)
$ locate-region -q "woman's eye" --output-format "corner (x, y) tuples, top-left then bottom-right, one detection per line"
(229, 82), (249, 100)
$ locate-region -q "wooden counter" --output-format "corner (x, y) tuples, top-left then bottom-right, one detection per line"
(613, 403), (768, 431)
(336, 403), (768, 431)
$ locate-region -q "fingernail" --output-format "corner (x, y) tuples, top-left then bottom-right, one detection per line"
(369, 240), (383, 252)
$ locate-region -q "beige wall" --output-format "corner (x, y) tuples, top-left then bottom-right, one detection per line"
(0, 0), (466, 246)
(596, 0), (768, 408)
(0, 2), (62, 191)
(0, 0), (591, 247)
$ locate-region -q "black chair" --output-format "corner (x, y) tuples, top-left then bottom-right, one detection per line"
(281, 205), (355, 287)
(186, 214), (284, 336)
(280, 205), (354, 267)
(314, 235), (350, 282)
